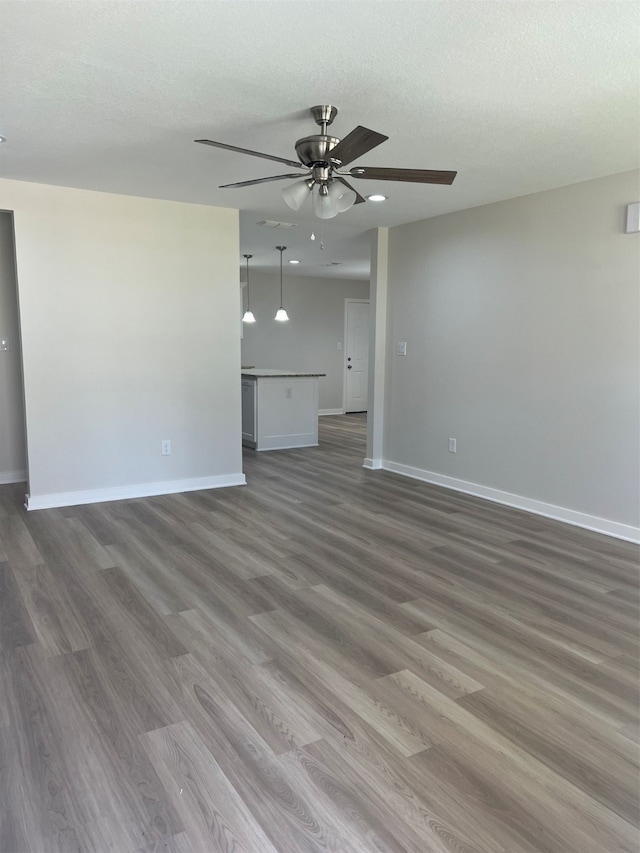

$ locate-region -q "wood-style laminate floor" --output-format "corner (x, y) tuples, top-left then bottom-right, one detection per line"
(0, 414), (638, 853)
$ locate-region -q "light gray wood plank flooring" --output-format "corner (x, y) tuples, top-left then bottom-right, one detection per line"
(0, 414), (638, 852)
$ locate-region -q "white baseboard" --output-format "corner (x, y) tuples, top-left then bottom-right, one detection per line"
(254, 432), (318, 451)
(382, 460), (640, 544)
(0, 469), (27, 485)
(363, 457), (383, 470)
(25, 473), (246, 511)
(319, 408), (345, 416)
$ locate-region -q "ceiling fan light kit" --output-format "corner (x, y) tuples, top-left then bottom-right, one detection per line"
(195, 105), (457, 219)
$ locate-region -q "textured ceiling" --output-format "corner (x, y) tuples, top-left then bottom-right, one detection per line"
(1, 1), (638, 279)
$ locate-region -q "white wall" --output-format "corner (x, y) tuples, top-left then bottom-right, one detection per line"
(0, 212), (27, 482)
(384, 171), (640, 538)
(240, 272), (369, 411)
(0, 178), (243, 508)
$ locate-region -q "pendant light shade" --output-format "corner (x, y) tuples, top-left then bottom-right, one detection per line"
(242, 254), (256, 323)
(313, 183), (339, 219)
(282, 178), (313, 211)
(328, 180), (357, 213)
(274, 245), (289, 322)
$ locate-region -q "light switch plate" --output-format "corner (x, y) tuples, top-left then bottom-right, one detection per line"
(396, 341), (407, 356)
(626, 203), (640, 233)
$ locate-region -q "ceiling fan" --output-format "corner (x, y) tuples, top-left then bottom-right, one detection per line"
(195, 105), (457, 219)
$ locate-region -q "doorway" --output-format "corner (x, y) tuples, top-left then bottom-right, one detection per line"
(343, 298), (370, 413)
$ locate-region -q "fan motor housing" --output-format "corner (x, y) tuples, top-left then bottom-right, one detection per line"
(295, 134), (341, 168)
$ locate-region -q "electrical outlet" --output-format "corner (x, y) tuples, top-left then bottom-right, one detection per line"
(337, 342), (342, 350)
(161, 439), (171, 456)
(448, 438), (457, 453)
(0, 338), (9, 352)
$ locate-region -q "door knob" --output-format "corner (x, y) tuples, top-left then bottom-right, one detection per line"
(347, 365), (352, 370)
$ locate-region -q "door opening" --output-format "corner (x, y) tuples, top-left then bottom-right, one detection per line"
(343, 298), (370, 414)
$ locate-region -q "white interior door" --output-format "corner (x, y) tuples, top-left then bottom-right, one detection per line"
(344, 299), (370, 413)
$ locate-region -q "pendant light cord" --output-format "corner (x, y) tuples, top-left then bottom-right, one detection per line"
(243, 254), (252, 309)
(274, 246), (289, 322)
(277, 245), (286, 307)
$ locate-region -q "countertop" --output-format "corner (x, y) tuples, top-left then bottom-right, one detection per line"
(241, 369), (326, 378)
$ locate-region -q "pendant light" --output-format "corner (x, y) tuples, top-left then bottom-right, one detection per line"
(274, 246), (289, 322)
(241, 254), (256, 323)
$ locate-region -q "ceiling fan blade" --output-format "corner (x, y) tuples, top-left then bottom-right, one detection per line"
(195, 139), (305, 170)
(329, 126), (389, 167)
(336, 177), (366, 204)
(349, 166), (457, 185)
(219, 173), (309, 189)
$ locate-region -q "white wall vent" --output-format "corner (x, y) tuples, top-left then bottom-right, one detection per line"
(256, 220), (296, 228)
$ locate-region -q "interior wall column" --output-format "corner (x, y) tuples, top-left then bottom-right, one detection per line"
(364, 227), (388, 468)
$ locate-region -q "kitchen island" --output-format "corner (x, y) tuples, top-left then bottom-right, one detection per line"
(241, 369), (326, 451)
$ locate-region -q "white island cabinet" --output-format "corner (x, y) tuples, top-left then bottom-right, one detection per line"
(241, 369), (326, 451)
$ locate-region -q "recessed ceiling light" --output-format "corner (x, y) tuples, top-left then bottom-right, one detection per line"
(367, 194), (387, 202)
(288, 259), (301, 264)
